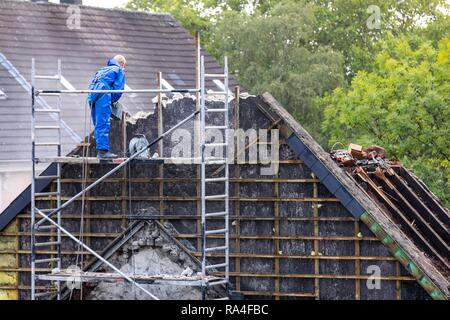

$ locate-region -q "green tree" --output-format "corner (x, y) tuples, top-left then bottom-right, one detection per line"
(124, 1), (284, 47)
(125, 0), (447, 80)
(126, 0), (211, 37)
(312, 0), (448, 78)
(210, 0), (344, 141)
(321, 35), (450, 207)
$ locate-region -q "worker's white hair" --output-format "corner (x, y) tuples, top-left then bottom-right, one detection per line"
(113, 55), (126, 66)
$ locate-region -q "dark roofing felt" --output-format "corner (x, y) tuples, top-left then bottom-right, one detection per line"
(1, 90), (449, 299)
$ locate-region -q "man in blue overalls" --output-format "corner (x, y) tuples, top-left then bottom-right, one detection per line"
(88, 55), (126, 159)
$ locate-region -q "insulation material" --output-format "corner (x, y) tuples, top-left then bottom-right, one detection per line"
(0, 219), (17, 299)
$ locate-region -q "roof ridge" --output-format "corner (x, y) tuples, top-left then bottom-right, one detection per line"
(1, 0), (175, 19)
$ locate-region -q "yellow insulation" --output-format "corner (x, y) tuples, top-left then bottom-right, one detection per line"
(0, 219), (18, 300)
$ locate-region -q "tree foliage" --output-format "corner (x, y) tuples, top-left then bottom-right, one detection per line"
(209, 1), (344, 140)
(321, 35), (450, 206)
(311, 0), (447, 78)
(126, 0), (211, 36)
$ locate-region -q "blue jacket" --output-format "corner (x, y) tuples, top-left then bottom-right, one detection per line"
(87, 58), (126, 104)
(88, 58), (126, 151)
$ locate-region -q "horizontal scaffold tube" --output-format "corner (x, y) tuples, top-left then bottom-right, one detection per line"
(35, 88), (200, 95)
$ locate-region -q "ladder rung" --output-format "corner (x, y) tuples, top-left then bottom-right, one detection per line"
(35, 192), (60, 197)
(35, 142), (60, 146)
(38, 93), (61, 96)
(206, 108), (227, 112)
(206, 160), (227, 165)
(35, 257), (60, 264)
(34, 109), (60, 113)
(37, 208), (57, 213)
(205, 228), (228, 235)
(207, 91), (227, 96)
(205, 211), (227, 217)
(35, 225), (57, 231)
(204, 73), (226, 78)
(35, 75), (59, 80)
(205, 177), (227, 182)
(35, 241), (60, 247)
(35, 125), (60, 129)
(205, 125), (227, 130)
(205, 194), (227, 200)
(205, 143), (227, 147)
(35, 291), (55, 298)
(205, 245), (227, 253)
(208, 279), (228, 286)
(35, 175), (60, 180)
(205, 262), (228, 270)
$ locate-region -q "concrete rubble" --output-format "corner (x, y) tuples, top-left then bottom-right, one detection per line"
(330, 143), (390, 171)
(85, 217), (224, 300)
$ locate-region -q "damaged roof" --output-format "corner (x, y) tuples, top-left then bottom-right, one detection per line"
(1, 92), (449, 300)
(258, 92), (450, 300)
(0, 0), (448, 301)
(0, 0), (236, 161)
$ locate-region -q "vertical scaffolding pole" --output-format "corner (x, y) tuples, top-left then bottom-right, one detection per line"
(56, 59), (62, 300)
(30, 58), (36, 301)
(196, 32), (202, 257)
(195, 32), (201, 160)
(223, 56), (230, 286)
(157, 72), (163, 157)
(233, 85), (241, 293)
(157, 72), (164, 225)
(200, 55), (207, 300)
(28, 50), (229, 300)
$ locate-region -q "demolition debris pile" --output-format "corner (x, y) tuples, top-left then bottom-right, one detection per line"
(330, 143), (392, 172)
(330, 143), (450, 276)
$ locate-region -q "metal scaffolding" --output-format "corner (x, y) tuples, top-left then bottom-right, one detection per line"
(30, 52), (231, 300)
(200, 55), (230, 298)
(31, 58), (63, 300)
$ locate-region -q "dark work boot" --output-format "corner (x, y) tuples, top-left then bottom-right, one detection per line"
(97, 150), (118, 159)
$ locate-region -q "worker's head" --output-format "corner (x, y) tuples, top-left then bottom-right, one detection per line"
(113, 55), (126, 70)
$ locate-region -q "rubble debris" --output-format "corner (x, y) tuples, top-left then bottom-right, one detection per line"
(330, 143), (390, 171)
(332, 143), (450, 278)
(366, 145), (386, 159)
(85, 221), (225, 300)
(348, 143), (364, 159)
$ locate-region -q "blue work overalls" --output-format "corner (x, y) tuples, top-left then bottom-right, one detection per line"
(87, 58), (125, 151)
